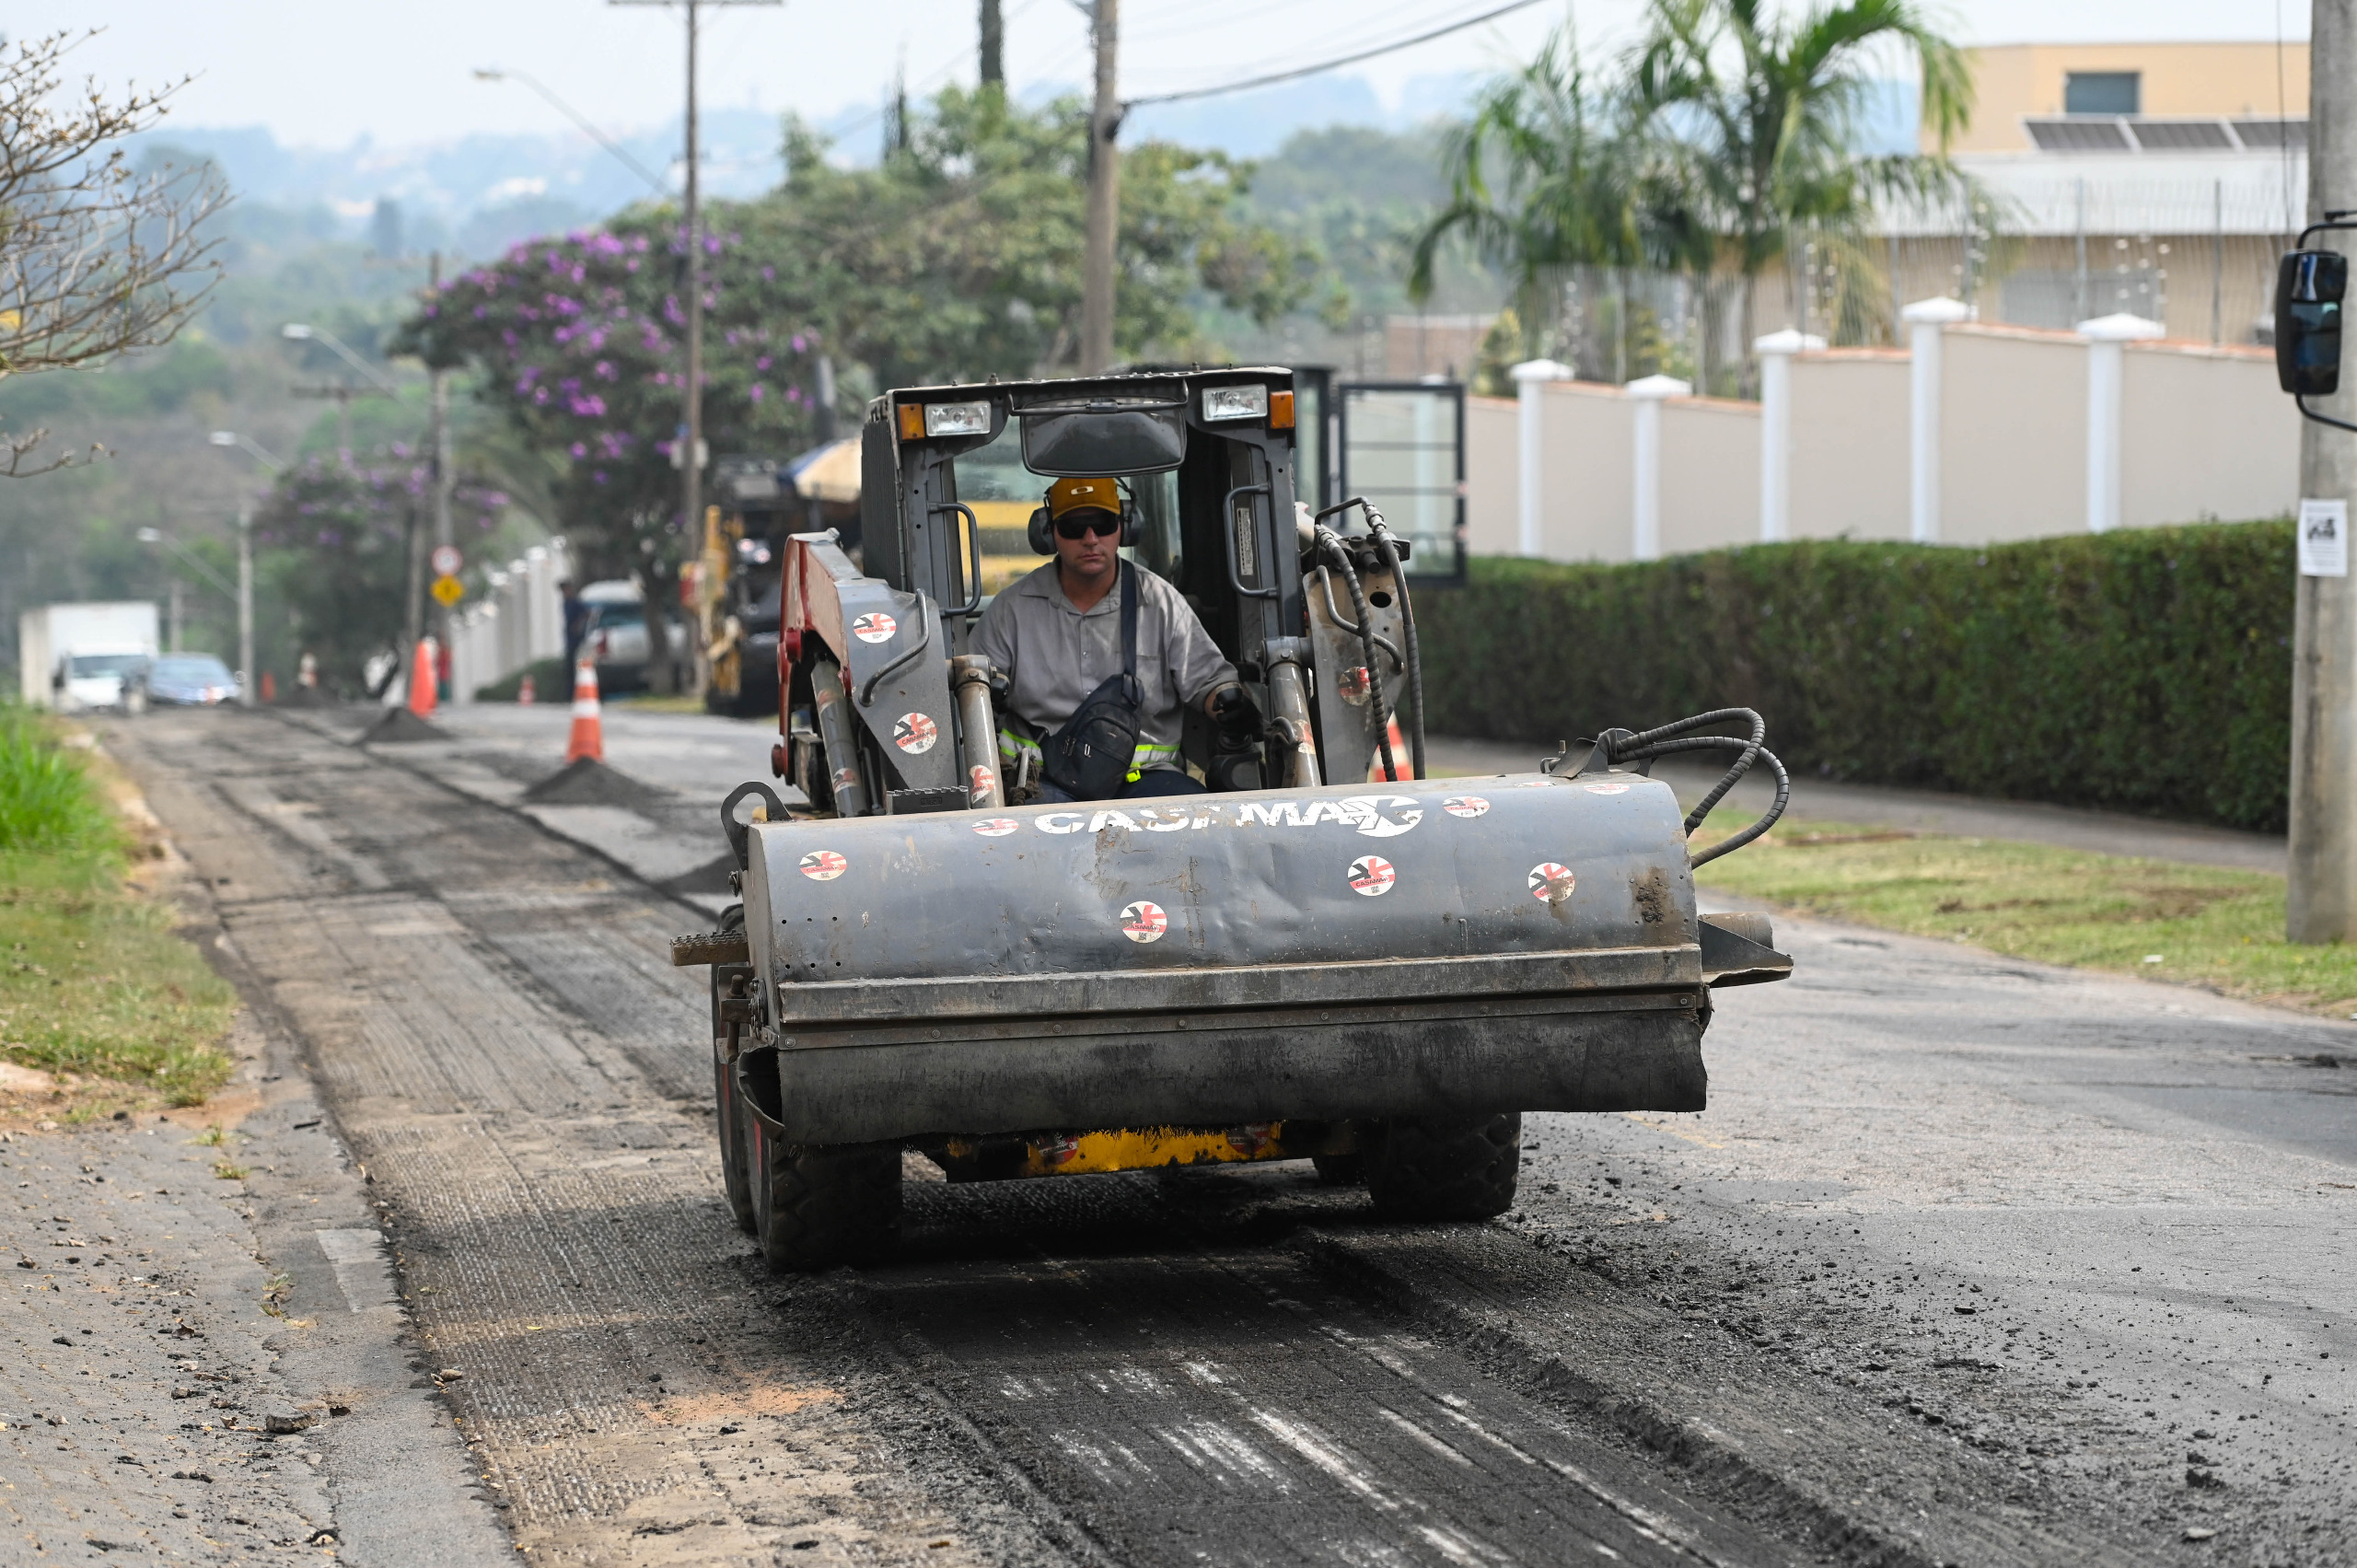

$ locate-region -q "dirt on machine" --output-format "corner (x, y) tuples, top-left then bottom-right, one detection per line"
(672, 367), (1794, 1271)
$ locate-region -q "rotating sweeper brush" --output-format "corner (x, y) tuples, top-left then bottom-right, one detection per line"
(674, 368), (1791, 1272)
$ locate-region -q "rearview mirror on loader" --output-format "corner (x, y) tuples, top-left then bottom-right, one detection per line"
(2278, 249), (2347, 398)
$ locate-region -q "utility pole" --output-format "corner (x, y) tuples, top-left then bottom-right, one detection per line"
(682, 1), (702, 698)
(2290, 0), (2357, 943)
(1080, 0), (1120, 373)
(980, 0), (1004, 90)
(430, 251), (455, 699)
(614, 0), (778, 692)
(238, 502), (255, 708)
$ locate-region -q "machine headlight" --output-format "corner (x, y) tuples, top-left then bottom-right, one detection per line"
(1201, 384), (1269, 422)
(923, 400), (993, 437)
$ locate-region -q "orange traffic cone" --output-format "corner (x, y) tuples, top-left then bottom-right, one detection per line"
(517, 671), (537, 705)
(408, 637), (438, 719)
(564, 658), (603, 763)
(1367, 713), (1410, 783)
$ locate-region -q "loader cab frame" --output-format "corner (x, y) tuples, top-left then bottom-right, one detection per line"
(861, 369), (1307, 678)
(773, 366), (1421, 814)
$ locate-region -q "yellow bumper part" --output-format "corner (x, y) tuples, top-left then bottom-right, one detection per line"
(934, 1121), (1354, 1181)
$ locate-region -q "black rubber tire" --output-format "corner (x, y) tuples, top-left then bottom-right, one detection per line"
(715, 1053), (756, 1235)
(1310, 1152), (1364, 1187)
(747, 1117), (902, 1272)
(1363, 1112), (1521, 1222)
(709, 906), (755, 1234)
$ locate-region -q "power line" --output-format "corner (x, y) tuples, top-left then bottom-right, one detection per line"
(1121, 0), (1548, 110)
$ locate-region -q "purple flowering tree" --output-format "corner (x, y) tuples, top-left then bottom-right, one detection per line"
(397, 217), (826, 690)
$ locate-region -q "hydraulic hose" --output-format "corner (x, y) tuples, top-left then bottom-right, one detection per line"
(1359, 505), (1425, 782)
(1314, 524), (1399, 784)
(1585, 706), (1789, 866)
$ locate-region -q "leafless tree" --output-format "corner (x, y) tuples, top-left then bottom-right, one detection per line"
(1, 29), (228, 477)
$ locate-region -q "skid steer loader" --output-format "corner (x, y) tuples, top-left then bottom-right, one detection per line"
(672, 367), (1793, 1271)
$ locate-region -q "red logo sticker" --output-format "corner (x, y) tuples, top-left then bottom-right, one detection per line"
(1584, 781), (1631, 796)
(1336, 665), (1372, 706)
(851, 611), (897, 644)
(969, 763), (997, 803)
(1348, 854), (1397, 897)
(830, 767), (861, 795)
(972, 817), (1019, 838)
(1442, 796), (1490, 819)
(1527, 863), (1575, 904)
(892, 713), (938, 754)
(1120, 900), (1168, 943)
(1039, 1133), (1082, 1166)
(1225, 1123), (1275, 1157)
(799, 850), (847, 881)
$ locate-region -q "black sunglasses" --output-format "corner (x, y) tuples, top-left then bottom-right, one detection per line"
(1054, 514), (1120, 540)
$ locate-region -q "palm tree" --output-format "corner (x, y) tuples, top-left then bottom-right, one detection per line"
(1627, 0), (1973, 392)
(1409, 29), (1666, 371)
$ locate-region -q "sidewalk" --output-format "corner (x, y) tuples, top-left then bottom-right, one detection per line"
(1423, 735), (2286, 876)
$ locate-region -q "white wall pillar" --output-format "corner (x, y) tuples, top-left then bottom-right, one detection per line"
(524, 547), (555, 660)
(1625, 375), (1691, 563)
(1752, 329), (1825, 542)
(2075, 312), (2165, 533)
(1508, 359), (1572, 557)
(1901, 296), (1972, 544)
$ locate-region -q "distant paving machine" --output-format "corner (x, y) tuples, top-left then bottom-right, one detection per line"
(674, 368), (1793, 1270)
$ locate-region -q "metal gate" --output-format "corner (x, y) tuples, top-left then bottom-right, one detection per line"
(1336, 379), (1466, 585)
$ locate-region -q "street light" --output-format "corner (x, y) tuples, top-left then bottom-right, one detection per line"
(208, 431), (283, 707)
(281, 323), (400, 453)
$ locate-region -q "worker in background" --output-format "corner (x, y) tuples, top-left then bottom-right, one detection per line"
(560, 579), (588, 670)
(974, 475), (1259, 802)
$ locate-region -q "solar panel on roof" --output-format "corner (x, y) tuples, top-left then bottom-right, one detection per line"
(2025, 119), (2134, 152)
(2123, 119), (2236, 151)
(2232, 119), (2307, 149)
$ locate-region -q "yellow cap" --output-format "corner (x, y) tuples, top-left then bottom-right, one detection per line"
(1046, 476), (1120, 520)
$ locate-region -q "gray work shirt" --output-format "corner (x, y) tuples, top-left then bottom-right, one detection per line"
(973, 561), (1237, 771)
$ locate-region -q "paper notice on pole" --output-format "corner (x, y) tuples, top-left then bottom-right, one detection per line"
(2300, 499), (2350, 578)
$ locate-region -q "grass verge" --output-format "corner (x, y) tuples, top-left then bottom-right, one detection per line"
(1, 705), (236, 1111)
(1690, 816), (2356, 1018)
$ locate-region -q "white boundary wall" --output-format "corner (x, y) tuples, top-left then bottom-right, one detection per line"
(1465, 327), (2296, 562)
(447, 539), (571, 703)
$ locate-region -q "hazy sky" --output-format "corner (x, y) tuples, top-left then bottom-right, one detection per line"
(53, 0), (2310, 149)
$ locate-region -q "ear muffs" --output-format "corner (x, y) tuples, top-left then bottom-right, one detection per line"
(1029, 491), (1141, 553)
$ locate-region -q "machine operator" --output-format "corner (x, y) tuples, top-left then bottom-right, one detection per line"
(973, 475), (1259, 802)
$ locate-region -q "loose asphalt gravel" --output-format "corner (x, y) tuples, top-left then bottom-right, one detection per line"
(3, 703), (2345, 1567)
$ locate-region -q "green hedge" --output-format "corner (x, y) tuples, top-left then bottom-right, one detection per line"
(1415, 521), (2295, 832)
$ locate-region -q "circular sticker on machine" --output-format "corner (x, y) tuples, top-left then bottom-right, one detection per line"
(1584, 781), (1631, 796)
(969, 763), (997, 803)
(1119, 900), (1168, 943)
(1442, 795), (1490, 819)
(798, 850), (848, 881)
(1348, 854), (1397, 897)
(851, 611), (897, 644)
(892, 713), (938, 754)
(830, 767), (861, 795)
(1527, 863), (1576, 904)
(972, 817), (1019, 838)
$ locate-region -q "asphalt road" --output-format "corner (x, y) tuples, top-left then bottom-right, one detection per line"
(41, 705), (2352, 1566)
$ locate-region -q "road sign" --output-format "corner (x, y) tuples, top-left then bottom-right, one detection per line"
(430, 544), (462, 577)
(431, 574), (465, 608)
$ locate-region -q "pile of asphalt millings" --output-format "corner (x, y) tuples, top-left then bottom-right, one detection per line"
(519, 756), (671, 811)
(356, 708), (449, 745)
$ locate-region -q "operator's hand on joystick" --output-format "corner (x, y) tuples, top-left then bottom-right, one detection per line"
(1208, 682), (1261, 749)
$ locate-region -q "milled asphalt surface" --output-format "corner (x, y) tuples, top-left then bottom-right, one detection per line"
(6, 703), (2345, 1565)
